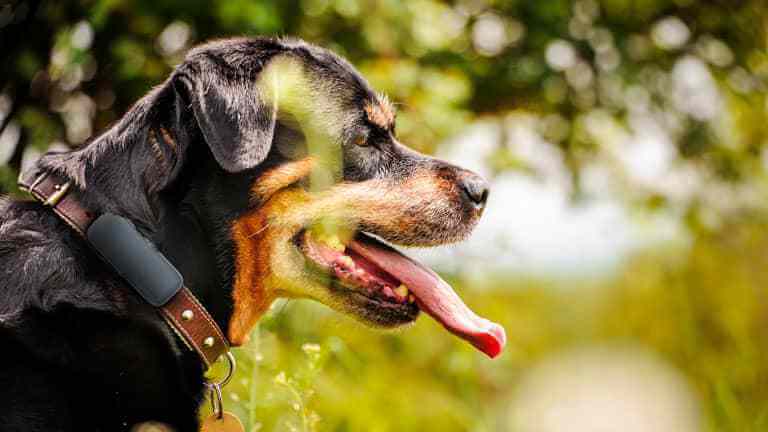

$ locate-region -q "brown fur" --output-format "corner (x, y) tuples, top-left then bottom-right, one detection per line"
(250, 157), (316, 202)
(229, 159), (316, 344)
(363, 94), (396, 130)
(230, 210), (275, 345)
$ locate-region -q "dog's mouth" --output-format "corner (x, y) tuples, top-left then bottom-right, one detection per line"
(296, 228), (506, 358)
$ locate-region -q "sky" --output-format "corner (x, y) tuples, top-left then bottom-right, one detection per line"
(412, 119), (686, 280)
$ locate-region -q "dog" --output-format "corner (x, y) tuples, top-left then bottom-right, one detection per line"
(0, 37), (504, 431)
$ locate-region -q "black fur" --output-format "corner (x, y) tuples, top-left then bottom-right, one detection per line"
(0, 37), (487, 431)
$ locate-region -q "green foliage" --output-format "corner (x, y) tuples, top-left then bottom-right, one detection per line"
(214, 221), (768, 431)
(3, 0), (767, 210)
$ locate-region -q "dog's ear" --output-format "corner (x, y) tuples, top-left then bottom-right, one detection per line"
(173, 64), (277, 173)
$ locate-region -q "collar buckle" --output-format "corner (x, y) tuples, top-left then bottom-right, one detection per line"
(21, 171), (71, 207)
(43, 181), (72, 206)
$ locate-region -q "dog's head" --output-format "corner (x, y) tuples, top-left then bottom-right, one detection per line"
(47, 37), (505, 358)
(216, 39), (505, 357)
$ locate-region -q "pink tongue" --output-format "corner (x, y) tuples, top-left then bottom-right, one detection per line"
(348, 235), (506, 358)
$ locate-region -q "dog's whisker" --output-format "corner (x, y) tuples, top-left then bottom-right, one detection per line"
(246, 221), (275, 239)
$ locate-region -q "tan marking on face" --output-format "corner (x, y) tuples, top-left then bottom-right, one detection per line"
(228, 164), (481, 341)
(250, 157), (316, 202)
(230, 209), (274, 345)
(230, 187), (318, 345)
(363, 94), (395, 130)
(229, 158), (316, 344)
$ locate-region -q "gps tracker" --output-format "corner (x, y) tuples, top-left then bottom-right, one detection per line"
(87, 213), (183, 306)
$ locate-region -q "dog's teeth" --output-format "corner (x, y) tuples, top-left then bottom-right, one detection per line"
(318, 233), (345, 251)
(355, 268), (366, 277)
(394, 284), (409, 298)
(310, 228), (346, 252)
(326, 236), (345, 252)
(338, 255), (354, 268)
(382, 286), (395, 298)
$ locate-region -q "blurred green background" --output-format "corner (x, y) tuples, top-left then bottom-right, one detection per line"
(2, 1), (768, 431)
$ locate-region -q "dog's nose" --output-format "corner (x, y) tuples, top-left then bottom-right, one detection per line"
(460, 173), (489, 209)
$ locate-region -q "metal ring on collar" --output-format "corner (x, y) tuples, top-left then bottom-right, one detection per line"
(207, 351), (236, 388)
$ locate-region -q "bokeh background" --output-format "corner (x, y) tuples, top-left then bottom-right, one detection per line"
(3, 0), (768, 431)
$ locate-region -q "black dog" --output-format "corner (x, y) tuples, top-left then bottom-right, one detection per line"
(0, 37), (502, 431)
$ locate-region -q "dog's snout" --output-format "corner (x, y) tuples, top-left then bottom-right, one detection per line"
(459, 173), (489, 209)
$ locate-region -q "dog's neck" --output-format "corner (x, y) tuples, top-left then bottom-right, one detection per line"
(34, 92), (251, 336)
(154, 161), (254, 334)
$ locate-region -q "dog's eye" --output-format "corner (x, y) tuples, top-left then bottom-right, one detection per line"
(354, 133), (369, 147)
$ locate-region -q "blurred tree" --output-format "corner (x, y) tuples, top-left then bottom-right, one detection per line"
(1, 0), (766, 225)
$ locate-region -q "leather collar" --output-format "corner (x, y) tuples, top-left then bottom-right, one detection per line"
(18, 169), (230, 368)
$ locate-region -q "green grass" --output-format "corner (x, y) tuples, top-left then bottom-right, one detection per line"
(203, 221), (768, 431)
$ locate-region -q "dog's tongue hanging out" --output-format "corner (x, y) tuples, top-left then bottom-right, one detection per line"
(348, 234), (506, 358)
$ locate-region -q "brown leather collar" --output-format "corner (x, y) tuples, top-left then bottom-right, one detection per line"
(18, 170), (230, 368)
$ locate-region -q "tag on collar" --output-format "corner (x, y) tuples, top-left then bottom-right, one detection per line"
(201, 412), (244, 432)
(204, 360), (243, 432)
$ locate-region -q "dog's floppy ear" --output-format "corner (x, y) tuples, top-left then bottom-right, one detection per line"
(174, 63), (277, 173)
